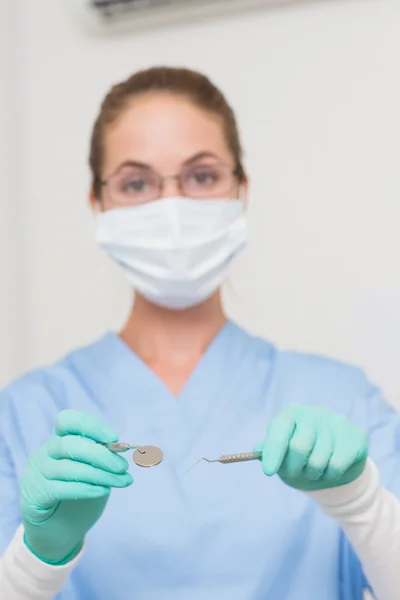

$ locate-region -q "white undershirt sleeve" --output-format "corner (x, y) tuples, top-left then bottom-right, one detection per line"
(0, 526), (83, 600)
(306, 458), (400, 600)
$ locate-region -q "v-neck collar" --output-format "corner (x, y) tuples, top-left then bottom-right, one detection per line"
(100, 319), (237, 403)
(90, 320), (252, 465)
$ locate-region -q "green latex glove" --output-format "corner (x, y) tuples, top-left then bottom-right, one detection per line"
(255, 404), (368, 491)
(20, 410), (133, 565)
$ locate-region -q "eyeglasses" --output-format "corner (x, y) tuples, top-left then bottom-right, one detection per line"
(99, 162), (241, 207)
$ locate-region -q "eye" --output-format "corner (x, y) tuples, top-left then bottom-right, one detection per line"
(189, 167), (219, 187)
(108, 168), (160, 205)
(122, 177), (148, 193)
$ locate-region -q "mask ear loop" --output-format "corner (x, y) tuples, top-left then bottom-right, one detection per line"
(91, 178), (106, 215)
(238, 182), (249, 211)
(92, 199), (103, 217)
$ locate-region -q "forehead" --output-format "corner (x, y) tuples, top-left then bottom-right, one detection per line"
(103, 93), (232, 175)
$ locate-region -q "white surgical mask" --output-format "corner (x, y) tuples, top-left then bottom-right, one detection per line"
(96, 197), (247, 309)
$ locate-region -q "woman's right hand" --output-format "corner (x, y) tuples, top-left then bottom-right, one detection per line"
(20, 410), (133, 565)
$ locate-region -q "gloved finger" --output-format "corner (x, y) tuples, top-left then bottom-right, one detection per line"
(325, 425), (368, 479)
(41, 457), (133, 488)
(279, 414), (317, 479)
(47, 435), (129, 474)
(54, 410), (119, 444)
(261, 410), (296, 476)
(303, 426), (334, 480)
(34, 479), (111, 508)
(335, 421), (368, 461)
(20, 466), (112, 510)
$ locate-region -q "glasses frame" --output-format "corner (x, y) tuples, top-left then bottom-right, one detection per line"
(97, 162), (243, 206)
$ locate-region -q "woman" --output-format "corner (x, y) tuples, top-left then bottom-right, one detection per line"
(0, 67), (399, 600)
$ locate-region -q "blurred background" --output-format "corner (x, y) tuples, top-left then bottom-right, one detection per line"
(1, 0), (399, 408)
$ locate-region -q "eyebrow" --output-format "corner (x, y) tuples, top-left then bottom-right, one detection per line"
(109, 152), (223, 177)
(183, 151), (221, 165)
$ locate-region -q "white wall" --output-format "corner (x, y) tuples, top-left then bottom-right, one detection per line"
(2, 0), (400, 405)
(0, 0), (19, 384)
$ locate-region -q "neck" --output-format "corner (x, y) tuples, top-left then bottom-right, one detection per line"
(120, 292), (226, 367)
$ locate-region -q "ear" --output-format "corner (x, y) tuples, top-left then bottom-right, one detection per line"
(89, 188), (99, 213)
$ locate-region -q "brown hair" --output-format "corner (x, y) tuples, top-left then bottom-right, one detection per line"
(89, 66), (245, 198)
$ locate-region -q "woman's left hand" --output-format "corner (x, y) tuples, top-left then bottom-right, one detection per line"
(255, 404), (368, 492)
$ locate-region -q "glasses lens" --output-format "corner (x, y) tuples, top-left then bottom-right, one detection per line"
(108, 167), (160, 206)
(182, 164), (235, 198)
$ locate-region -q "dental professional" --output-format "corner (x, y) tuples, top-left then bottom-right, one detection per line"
(0, 67), (400, 600)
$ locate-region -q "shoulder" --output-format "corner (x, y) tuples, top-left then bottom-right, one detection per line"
(276, 349), (369, 392)
(1, 335), (108, 403)
(251, 335), (373, 414)
(0, 334), (114, 450)
(236, 323), (367, 390)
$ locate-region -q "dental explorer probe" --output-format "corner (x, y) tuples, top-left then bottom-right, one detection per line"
(185, 450), (263, 473)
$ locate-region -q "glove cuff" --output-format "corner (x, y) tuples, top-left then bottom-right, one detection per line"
(24, 533), (84, 566)
(305, 458), (379, 514)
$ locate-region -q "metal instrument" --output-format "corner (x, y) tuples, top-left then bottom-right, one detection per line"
(103, 442), (164, 468)
(103, 442), (140, 453)
(133, 445), (163, 467)
(186, 450), (262, 473)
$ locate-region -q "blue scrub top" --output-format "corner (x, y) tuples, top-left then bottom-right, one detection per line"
(0, 321), (399, 600)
